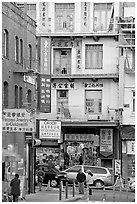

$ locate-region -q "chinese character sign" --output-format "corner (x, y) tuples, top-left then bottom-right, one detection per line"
(75, 40), (82, 69)
(2, 109), (35, 132)
(39, 120), (61, 139)
(100, 129), (113, 152)
(41, 37), (51, 74)
(37, 74), (51, 113)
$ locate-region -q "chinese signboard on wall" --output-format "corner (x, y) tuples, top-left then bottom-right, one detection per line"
(41, 37), (51, 74)
(81, 2), (90, 32)
(115, 159), (121, 175)
(100, 129), (113, 156)
(52, 82), (75, 89)
(39, 120), (61, 139)
(84, 82), (104, 88)
(75, 40), (82, 69)
(2, 109), (35, 132)
(37, 74), (51, 113)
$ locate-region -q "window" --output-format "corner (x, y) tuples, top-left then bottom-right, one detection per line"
(3, 29), (9, 58)
(85, 90), (102, 114)
(66, 166), (81, 173)
(3, 81), (8, 107)
(84, 166), (97, 174)
(57, 90), (68, 113)
(20, 39), (23, 65)
(96, 168), (107, 174)
(94, 3), (112, 31)
(132, 91), (135, 113)
(15, 36), (19, 63)
(28, 44), (32, 69)
(53, 48), (71, 74)
(3, 30), (9, 58)
(15, 85), (18, 108)
(85, 45), (103, 69)
(27, 89), (32, 106)
(19, 87), (23, 108)
(55, 3), (74, 32)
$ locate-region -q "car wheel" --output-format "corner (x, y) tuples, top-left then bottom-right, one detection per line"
(50, 180), (58, 187)
(94, 180), (104, 187)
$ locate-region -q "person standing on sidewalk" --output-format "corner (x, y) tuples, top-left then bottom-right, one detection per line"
(76, 169), (86, 194)
(10, 173), (20, 202)
(37, 167), (45, 191)
(86, 170), (93, 201)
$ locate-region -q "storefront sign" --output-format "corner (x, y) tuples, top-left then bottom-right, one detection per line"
(37, 74), (51, 113)
(65, 134), (99, 145)
(51, 40), (74, 47)
(100, 129), (113, 155)
(115, 159), (121, 175)
(84, 82), (104, 88)
(127, 141), (135, 155)
(52, 82), (74, 89)
(39, 120), (61, 139)
(2, 109), (35, 132)
(41, 37), (50, 74)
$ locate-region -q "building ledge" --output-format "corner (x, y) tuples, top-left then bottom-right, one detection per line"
(51, 73), (119, 79)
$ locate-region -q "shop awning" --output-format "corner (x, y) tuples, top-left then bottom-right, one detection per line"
(2, 149), (21, 162)
(122, 125), (135, 140)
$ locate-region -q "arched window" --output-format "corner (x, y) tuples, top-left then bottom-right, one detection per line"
(27, 89), (31, 106)
(19, 87), (23, 108)
(28, 44), (32, 69)
(15, 85), (18, 108)
(20, 39), (23, 66)
(15, 36), (19, 63)
(3, 29), (9, 58)
(3, 81), (8, 107)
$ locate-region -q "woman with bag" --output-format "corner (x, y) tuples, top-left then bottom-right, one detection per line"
(86, 170), (93, 201)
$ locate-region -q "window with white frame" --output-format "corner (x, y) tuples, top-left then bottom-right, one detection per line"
(3, 29), (9, 58)
(93, 3), (113, 31)
(132, 91), (135, 113)
(85, 90), (102, 114)
(15, 36), (19, 63)
(57, 90), (68, 113)
(85, 44), (103, 69)
(55, 3), (74, 32)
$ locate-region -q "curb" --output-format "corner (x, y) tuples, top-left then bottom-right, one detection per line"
(61, 195), (85, 202)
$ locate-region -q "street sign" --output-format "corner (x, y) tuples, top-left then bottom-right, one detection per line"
(115, 159), (121, 175)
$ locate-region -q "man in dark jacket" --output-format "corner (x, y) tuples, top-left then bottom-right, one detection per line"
(76, 169), (86, 194)
(10, 173), (20, 202)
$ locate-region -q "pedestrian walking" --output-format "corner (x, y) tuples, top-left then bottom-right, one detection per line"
(37, 167), (45, 191)
(76, 169), (86, 194)
(10, 173), (20, 202)
(79, 153), (83, 165)
(86, 170), (93, 201)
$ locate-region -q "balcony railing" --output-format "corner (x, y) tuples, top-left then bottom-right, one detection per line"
(42, 105), (118, 122)
(53, 67), (71, 75)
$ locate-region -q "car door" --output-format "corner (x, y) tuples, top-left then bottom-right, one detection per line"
(65, 165), (82, 181)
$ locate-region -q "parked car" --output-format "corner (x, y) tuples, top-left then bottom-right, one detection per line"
(62, 165), (113, 187)
(35, 163), (67, 187)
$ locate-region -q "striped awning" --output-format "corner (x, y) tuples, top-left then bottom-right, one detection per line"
(122, 125), (135, 140)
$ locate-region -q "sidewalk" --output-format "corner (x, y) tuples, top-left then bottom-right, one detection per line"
(24, 186), (84, 202)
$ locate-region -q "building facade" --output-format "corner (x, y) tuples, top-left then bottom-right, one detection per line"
(32, 1), (135, 183)
(2, 2), (37, 194)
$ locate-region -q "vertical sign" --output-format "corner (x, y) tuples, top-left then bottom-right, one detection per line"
(39, 2), (48, 30)
(75, 39), (82, 69)
(41, 37), (51, 74)
(37, 74), (51, 113)
(115, 159), (121, 175)
(81, 2), (90, 32)
(100, 129), (113, 157)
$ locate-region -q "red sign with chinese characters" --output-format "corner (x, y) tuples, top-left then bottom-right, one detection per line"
(37, 74), (51, 113)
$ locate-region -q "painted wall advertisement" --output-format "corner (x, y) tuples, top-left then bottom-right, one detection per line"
(39, 120), (61, 140)
(2, 109), (35, 132)
(100, 129), (113, 156)
(37, 74), (51, 113)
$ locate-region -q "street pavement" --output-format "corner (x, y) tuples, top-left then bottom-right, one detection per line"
(23, 185), (135, 202)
